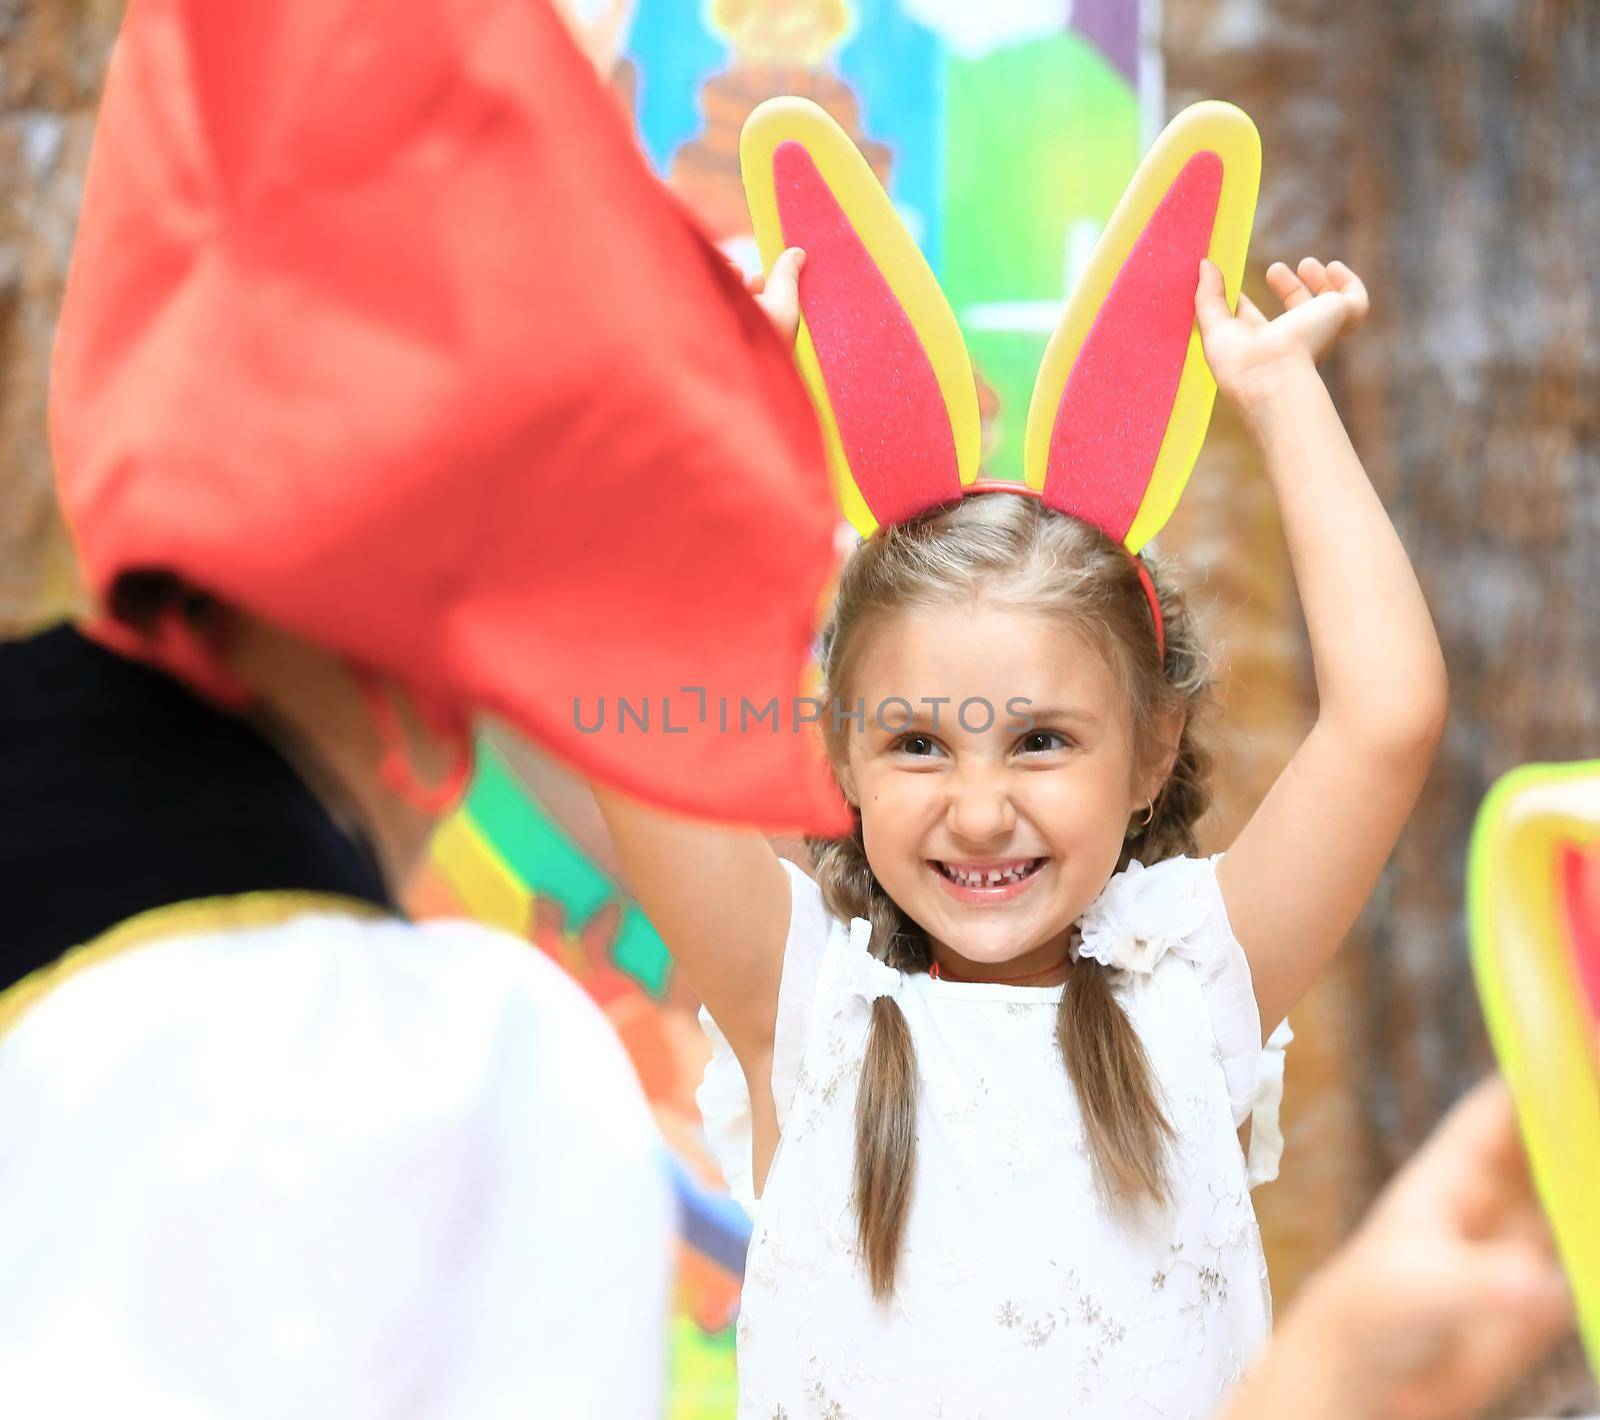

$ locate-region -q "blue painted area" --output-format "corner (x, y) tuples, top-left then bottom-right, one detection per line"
(626, 1), (726, 176)
(836, 1), (946, 273)
(668, 1146), (752, 1274)
(626, 0), (948, 271)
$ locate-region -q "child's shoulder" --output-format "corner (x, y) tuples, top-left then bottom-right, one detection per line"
(777, 856), (899, 1005)
(1075, 852), (1233, 978)
(777, 855), (848, 942)
(1079, 852), (1294, 1180)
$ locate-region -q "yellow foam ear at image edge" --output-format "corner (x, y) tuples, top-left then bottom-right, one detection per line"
(1467, 760), (1600, 1377)
(741, 96), (981, 538)
(1023, 100), (1260, 554)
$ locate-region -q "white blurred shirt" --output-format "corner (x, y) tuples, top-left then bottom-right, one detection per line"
(0, 908), (672, 1418)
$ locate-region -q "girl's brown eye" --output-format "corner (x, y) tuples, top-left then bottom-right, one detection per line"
(893, 734), (940, 757)
(1019, 730), (1071, 755)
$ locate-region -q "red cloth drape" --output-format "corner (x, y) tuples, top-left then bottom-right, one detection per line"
(51, 0), (850, 835)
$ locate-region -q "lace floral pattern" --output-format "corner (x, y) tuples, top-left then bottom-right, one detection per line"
(700, 854), (1288, 1417)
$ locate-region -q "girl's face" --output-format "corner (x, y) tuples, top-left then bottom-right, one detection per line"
(839, 602), (1160, 977)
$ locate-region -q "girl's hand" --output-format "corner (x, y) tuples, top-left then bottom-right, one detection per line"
(1195, 256), (1370, 414)
(1227, 1076), (1574, 1420)
(748, 246), (806, 347)
(1316, 1076), (1573, 1420)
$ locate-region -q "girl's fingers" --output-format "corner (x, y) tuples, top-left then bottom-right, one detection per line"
(764, 246), (805, 301)
(753, 247), (807, 343)
(1235, 290), (1269, 328)
(1266, 261), (1313, 309)
(1193, 257), (1235, 334)
(1297, 256), (1331, 295)
(1327, 261), (1372, 324)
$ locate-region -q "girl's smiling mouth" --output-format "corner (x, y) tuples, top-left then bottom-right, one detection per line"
(929, 857), (1048, 903)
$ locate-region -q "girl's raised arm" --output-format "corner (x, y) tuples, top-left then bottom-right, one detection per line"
(1195, 258), (1449, 1035)
(576, 250), (811, 1099)
(590, 782), (792, 1073)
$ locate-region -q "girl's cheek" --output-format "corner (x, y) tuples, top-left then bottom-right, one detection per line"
(1016, 774), (1090, 822)
(860, 778), (946, 846)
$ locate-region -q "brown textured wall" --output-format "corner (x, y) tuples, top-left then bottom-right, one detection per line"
(0, 0), (119, 630)
(1166, 1), (1600, 1410)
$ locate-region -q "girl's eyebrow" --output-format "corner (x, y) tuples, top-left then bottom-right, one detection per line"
(1016, 704), (1101, 726)
(866, 702), (1102, 737)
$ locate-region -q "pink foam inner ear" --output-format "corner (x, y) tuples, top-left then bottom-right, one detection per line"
(773, 142), (961, 525)
(1044, 151), (1224, 541)
(1559, 840), (1600, 1031)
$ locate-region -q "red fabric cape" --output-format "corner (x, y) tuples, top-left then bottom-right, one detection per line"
(50, 0), (850, 835)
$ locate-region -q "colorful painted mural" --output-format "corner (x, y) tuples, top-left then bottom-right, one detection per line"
(628, 0), (1152, 481)
(411, 5), (1153, 1412)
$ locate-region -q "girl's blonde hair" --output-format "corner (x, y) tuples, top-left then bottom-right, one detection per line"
(803, 492), (1216, 1301)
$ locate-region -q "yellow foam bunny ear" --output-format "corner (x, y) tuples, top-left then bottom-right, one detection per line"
(1468, 759), (1600, 1376)
(1024, 101), (1260, 553)
(741, 97), (981, 537)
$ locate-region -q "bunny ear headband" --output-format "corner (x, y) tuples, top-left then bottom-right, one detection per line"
(1468, 760), (1600, 1374)
(741, 97), (1262, 659)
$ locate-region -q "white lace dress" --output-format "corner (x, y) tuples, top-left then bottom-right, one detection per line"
(698, 853), (1294, 1419)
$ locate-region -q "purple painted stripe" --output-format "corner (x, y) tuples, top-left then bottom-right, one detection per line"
(1071, 0), (1140, 84)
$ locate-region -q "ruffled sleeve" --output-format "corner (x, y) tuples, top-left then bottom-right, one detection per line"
(695, 857), (841, 1217)
(1076, 852), (1293, 1188)
(1245, 1019), (1295, 1188)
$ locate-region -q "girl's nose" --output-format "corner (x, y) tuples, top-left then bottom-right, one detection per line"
(945, 766), (1017, 843)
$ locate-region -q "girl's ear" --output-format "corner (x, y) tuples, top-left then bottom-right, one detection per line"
(741, 97), (981, 537)
(1137, 707), (1187, 805)
(836, 762), (860, 809)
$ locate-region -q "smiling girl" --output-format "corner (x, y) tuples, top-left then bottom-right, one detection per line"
(589, 110), (1447, 1415)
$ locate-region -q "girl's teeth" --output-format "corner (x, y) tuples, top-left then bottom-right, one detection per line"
(944, 860), (1037, 887)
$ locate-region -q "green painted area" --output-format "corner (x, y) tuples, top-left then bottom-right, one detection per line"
(942, 33), (1140, 481)
(612, 903), (673, 997)
(465, 741), (610, 914)
(465, 739), (673, 997)
(667, 1317), (739, 1420)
